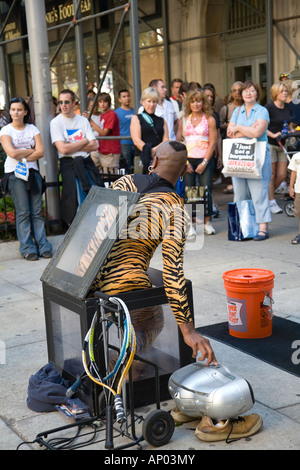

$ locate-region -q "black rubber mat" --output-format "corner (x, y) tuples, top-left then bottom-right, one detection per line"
(197, 317), (300, 377)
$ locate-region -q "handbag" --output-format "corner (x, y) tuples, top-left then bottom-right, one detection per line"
(228, 200), (259, 241)
(222, 138), (266, 179)
(185, 185), (208, 215)
(14, 158), (29, 181)
(185, 185), (207, 203)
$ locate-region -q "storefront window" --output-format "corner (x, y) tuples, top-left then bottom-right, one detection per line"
(2, 0), (165, 107)
(229, 0), (266, 32)
(49, 33), (113, 100)
(125, 27), (165, 96)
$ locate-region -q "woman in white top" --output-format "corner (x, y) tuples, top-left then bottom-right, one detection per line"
(0, 97), (52, 260)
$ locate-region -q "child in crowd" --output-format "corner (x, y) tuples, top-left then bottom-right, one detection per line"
(288, 151), (300, 244)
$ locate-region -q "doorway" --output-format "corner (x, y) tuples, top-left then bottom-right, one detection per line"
(229, 55), (267, 105)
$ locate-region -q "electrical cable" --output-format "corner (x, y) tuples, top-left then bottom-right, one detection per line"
(81, 296), (136, 425)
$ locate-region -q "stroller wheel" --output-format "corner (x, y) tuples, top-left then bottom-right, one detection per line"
(284, 201), (294, 217)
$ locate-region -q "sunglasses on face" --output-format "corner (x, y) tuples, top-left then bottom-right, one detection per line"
(280, 73), (291, 79)
(58, 100), (71, 105)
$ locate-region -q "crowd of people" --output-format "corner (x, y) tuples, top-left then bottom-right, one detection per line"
(1, 73), (300, 261)
(2, 76), (300, 442)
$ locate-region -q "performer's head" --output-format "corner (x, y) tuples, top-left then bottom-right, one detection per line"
(152, 141), (187, 185)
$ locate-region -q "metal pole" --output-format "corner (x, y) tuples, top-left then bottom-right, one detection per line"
(0, 0), (18, 38)
(266, 0), (274, 102)
(73, 0), (87, 111)
(162, 0), (170, 92)
(24, 0), (61, 232)
(0, 47), (9, 105)
(88, 4), (129, 118)
(91, 0), (99, 89)
(129, 0), (141, 112)
(0, 0), (17, 105)
(0, 40), (9, 107)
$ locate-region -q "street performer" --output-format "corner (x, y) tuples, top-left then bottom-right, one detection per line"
(76, 140), (217, 366)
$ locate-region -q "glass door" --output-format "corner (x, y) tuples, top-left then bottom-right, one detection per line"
(229, 55), (267, 105)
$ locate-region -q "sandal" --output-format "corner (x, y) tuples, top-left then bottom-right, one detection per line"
(253, 230), (269, 241)
(291, 233), (300, 244)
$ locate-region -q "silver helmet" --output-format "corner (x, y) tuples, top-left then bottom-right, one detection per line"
(168, 363), (255, 420)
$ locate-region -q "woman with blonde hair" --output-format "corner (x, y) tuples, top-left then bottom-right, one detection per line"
(130, 87), (169, 173)
(265, 81), (292, 214)
(176, 90), (217, 235)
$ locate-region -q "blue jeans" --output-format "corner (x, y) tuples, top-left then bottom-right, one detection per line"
(184, 157), (214, 217)
(120, 144), (134, 171)
(8, 172), (52, 257)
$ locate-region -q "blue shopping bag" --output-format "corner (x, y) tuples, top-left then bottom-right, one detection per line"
(228, 201), (259, 241)
(175, 177), (185, 198)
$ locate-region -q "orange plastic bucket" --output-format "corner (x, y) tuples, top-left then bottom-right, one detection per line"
(223, 269), (275, 339)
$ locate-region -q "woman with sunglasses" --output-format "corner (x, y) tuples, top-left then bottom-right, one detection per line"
(227, 80), (272, 241)
(0, 97), (52, 260)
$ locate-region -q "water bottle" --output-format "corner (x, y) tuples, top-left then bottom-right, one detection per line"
(282, 120), (289, 136)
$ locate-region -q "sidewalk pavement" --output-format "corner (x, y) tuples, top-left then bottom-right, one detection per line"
(0, 187), (300, 451)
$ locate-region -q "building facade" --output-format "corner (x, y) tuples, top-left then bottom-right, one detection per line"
(0, 0), (299, 109)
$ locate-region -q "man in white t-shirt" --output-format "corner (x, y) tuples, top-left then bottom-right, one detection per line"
(50, 89), (101, 226)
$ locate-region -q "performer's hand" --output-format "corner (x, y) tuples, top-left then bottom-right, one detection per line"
(179, 322), (218, 366)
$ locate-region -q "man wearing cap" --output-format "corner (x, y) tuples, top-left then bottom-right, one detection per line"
(279, 73), (292, 81)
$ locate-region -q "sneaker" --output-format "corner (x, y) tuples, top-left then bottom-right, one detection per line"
(41, 251), (53, 259)
(24, 253), (39, 261)
(275, 182), (288, 194)
(170, 407), (197, 424)
(187, 225), (197, 240)
(213, 176), (222, 185)
(204, 221), (216, 235)
(195, 414), (263, 443)
(270, 201), (283, 214)
(212, 204), (220, 218)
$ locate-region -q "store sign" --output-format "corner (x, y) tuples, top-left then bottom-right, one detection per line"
(3, 21), (20, 41)
(46, 0), (92, 25)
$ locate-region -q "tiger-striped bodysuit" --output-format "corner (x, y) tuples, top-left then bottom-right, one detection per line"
(87, 174), (193, 328)
(76, 173), (192, 353)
